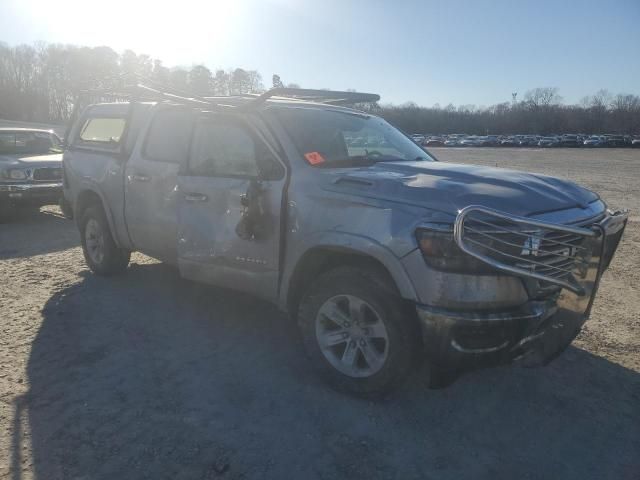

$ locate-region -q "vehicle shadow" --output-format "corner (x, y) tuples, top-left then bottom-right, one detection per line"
(18, 263), (640, 479)
(0, 207), (77, 259)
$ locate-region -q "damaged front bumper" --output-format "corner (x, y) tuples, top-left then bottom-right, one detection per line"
(416, 208), (628, 373)
(417, 297), (579, 371)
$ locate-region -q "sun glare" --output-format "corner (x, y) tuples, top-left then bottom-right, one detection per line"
(18, 0), (248, 64)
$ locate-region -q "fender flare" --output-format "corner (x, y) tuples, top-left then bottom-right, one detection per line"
(74, 184), (122, 249)
(281, 231), (419, 309)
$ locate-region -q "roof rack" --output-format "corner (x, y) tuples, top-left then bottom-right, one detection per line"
(77, 83), (219, 107)
(75, 76), (381, 109)
(66, 81), (381, 144)
(248, 88), (380, 107)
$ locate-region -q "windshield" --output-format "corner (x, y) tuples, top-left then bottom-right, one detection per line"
(0, 131), (61, 155)
(274, 107), (433, 167)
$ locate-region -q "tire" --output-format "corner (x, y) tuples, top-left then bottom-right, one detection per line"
(297, 266), (417, 397)
(80, 205), (130, 275)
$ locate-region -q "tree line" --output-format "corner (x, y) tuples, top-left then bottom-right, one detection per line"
(1, 42), (638, 135)
(379, 88), (640, 135)
(0, 42), (267, 123)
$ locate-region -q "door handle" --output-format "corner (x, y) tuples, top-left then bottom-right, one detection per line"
(183, 192), (208, 203)
(129, 174), (150, 182)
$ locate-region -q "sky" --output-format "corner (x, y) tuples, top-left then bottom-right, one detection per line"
(1, 0), (638, 106)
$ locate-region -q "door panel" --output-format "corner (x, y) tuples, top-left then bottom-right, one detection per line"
(124, 107), (193, 263)
(177, 116), (286, 302)
(125, 158), (180, 262)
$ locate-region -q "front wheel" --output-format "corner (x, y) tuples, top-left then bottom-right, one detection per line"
(80, 205), (130, 275)
(297, 267), (416, 397)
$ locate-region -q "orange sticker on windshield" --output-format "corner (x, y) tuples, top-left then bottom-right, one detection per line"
(304, 151), (325, 165)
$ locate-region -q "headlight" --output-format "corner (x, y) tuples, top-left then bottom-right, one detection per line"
(416, 227), (496, 274)
(8, 169), (28, 180)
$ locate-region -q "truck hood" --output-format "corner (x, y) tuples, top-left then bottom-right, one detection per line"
(324, 161), (599, 218)
(0, 153), (62, 168)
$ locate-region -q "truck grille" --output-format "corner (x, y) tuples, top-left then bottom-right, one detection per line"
(454, 206), (600, 294)
(32, 167), (63, 182)
(526, 230), (587, 279)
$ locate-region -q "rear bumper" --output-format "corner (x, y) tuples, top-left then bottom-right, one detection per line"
(0, 182), (63, 206)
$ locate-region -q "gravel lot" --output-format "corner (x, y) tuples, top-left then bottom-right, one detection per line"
(1, 148), (639, 480)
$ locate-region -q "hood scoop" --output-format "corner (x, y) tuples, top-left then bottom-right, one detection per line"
(333, 176), (374, 188)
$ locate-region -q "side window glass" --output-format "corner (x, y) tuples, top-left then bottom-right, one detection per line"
(190, 121), (258, 177)
(79, 117), (126, 144)
(143, 109), (193, 163)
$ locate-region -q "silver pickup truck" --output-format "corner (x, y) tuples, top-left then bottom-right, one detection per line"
(63, 86), (628, 396)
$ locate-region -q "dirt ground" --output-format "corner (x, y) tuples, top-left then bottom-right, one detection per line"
(1, 148), (638, 480)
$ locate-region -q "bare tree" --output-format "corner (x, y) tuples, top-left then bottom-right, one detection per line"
(188, 65), (213, 95)
(247, 70), (264, 93)
(228, 68), (263, 95)
(211, 70), (229, 96)
(229, 68), (249, 95)
(524, 87), (562, 109)
(591, 89), (612, 109)
(610, 93), (640, 133)
(272, 74), (284, 89)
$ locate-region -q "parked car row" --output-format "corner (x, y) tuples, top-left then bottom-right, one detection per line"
(412, 133), (640, 148)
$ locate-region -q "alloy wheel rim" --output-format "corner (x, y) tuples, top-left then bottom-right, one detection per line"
(315, 294), (389, 378)
(85, 218), (105, 265)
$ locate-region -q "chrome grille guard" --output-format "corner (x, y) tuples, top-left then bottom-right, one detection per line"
(454, 205), (601, 295)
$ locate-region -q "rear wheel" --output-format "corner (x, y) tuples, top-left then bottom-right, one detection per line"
(80, 205), (130, 275)
(297, 267), (416, 397)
